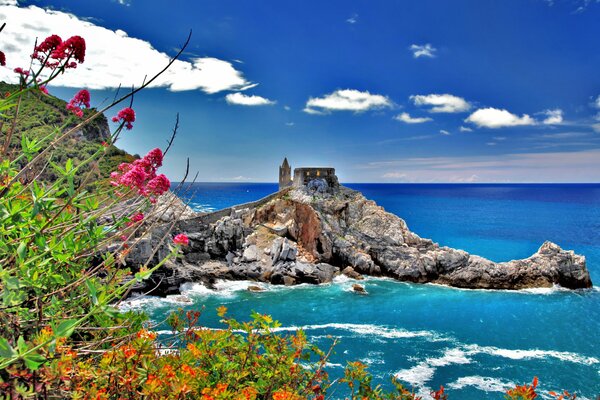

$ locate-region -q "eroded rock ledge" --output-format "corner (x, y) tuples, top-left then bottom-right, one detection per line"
(126, 186), (592, 296)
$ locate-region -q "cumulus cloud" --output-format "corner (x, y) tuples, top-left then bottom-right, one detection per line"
(542, 109), (563, 124)
(304, 89), (392, 114)
(410, 94), (471, 113)
(394, 112), (432, 124)
(465, 107), (536, 128)
(459, 126), (473, 132)
(440, 129), (450, 135)
(594, 95), (600, 109)
(409, 43), (436, 58)
(0, 2), (254, 93)
(225, 93), (275, 106)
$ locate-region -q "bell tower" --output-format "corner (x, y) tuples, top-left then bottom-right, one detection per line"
(279, 157), (292, 190)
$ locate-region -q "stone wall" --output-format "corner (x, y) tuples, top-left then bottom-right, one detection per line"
(293, 168), (338, 188)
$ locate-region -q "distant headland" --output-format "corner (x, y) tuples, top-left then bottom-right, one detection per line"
(124, 158), (593, 296)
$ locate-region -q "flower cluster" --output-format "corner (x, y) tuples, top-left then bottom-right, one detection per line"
(110, 147), (170, 202)
(112, 107), (136, 130)
(173, 233), (189, 246)
(32, 34), (86, 69)
(66, 89), (90, 118)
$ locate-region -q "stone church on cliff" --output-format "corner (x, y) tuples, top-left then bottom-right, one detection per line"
(278, 157), (339, 191)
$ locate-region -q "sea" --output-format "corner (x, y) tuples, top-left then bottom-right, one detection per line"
(121, 183), (600, 399)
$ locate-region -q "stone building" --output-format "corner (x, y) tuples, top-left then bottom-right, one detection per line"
(278, 157), (292, 190)
(278, 158), (339, 191)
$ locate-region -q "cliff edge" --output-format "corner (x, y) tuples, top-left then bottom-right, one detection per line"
(127, 186), (592, 295)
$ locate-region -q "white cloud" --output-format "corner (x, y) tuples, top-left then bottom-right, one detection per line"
(283, 105), (291, 111)
(440, 129), (450, 135)
(411, 94), (471, 113)
(346, 13), (358, 24)
(304, 89), (392, 114)
(459, 126), (473, 132)
(542, 109), (563, 124)
(382, 172), (408, 180)
(594, 95), (600, 109)
(0, 3), (254, 93)
(394, 112), (432, 124)
(225, 92), (275, 106)
(409, 43), (436, 58)
(593, 123), (600, 133)
(285, 122), (295, 126)
(465, 107), (536, 128)
(359, 149), (600, 183)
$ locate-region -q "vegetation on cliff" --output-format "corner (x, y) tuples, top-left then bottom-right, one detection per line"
(0, 28), (579, 400)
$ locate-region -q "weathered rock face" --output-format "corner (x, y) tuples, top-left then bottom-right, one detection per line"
(125, 186), (592, 296)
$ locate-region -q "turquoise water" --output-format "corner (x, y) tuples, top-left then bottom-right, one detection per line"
(127, 184), (600, 399)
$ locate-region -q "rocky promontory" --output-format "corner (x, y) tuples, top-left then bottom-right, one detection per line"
(126, 186), (592, 296)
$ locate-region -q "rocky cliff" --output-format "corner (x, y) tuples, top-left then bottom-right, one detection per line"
(126, 186), (592, 296)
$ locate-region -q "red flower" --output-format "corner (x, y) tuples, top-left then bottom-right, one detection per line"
(112, 107), (136, 130)
(131, 212), (144, 222)
(66, 89), (91, 118)
(32, 34), (85, 69)
(0, 51), (6, 66)
(110, 148), (169, 201)
(35, 34), (62, 54)
(51, 35), (86, 65)
(14, 67), (29, 77)
(173, 234), (189, 246)
(39, 86), (49, 95)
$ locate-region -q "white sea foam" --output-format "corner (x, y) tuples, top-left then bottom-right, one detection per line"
(395, 342), (599, 392)
(395, 347), (472, 388)
(464, 344), (599, 365)
(271, 323), (441, 340)
(180, 280), (267, 297)
(118, 293), (194, 311)
(446, 376), (514, 392)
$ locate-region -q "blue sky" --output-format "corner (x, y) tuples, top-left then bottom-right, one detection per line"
(1, 0), (600, 182)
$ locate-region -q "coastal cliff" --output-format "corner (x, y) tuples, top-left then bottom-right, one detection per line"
(127, 186), (592, 295)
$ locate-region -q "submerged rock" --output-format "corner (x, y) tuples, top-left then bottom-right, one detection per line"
(124, 185), (592, 296)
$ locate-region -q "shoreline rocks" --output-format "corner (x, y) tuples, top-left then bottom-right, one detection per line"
(124, 186), (593, 297)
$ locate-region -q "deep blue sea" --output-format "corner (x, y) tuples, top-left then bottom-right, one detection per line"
(123, 183), (600, 399)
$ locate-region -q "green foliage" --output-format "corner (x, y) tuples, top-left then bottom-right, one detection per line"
(0, 81), (134, 185)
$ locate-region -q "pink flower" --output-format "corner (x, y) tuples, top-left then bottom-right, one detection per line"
(39, 86), (49, 95)
(131, 212), (144, 223)
(0, 51), (6, 66)
(53, 36), (86, 64)
(112, 107), (136, 130)
(126, 212), (144, 227)
(66, 89), (91, 118)
(144, 148), (164, 168)
(14, 67), (30, 77)
(173, 234), (189, 246)
(35, 34), (62, 55)
(32, 34), (85, 69)
(109, 148), (169, 201)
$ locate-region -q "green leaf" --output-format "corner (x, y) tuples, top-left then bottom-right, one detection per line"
(23, 353), (46, 370)
(16, 242), (27, 261)
(85, 279), (98, 306)
(55, 319), (78, 338)
(0, 337), (16, 358)
(135, 270), (152, 282)
(17, 336), (27, 354)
